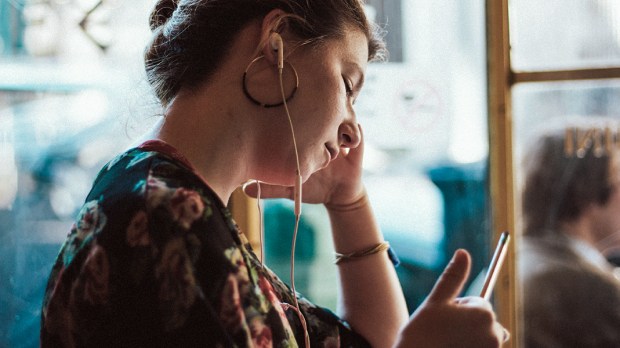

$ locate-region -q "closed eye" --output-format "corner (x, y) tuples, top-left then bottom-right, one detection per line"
(343, 77), (354, 97)
(343, 77), (358, 105)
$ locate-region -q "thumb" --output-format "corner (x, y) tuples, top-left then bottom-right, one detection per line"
(426, 249), (471, 303)
(242, 181), (294, 200)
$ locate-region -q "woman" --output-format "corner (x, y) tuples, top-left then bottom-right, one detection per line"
(41, 0), (507, 346)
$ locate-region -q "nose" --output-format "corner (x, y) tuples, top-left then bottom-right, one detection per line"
(339, 120), (361, 149)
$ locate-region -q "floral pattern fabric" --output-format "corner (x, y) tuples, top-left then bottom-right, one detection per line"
(40, 140), (370, 347)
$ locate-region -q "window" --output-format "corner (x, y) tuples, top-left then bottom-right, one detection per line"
(489, 0), (620, 346)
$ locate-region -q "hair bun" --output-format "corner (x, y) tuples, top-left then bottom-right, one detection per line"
(149, 0), (178, 31)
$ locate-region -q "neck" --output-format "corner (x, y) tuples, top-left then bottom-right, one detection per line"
(148, 93), (254, 204)
(560, 215), (597, 247)
(138, 21), (279, 203)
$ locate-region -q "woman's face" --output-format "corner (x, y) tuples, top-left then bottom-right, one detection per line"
(259, 28), (369, 185)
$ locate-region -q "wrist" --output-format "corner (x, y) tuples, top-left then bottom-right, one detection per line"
(324, 191), (368, 213)
(334, 241), (401, 267)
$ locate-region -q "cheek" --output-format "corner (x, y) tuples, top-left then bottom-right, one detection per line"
(297, 95), (343, 132)
(291, 72), (346, 136)
(300, 69), (344, 110)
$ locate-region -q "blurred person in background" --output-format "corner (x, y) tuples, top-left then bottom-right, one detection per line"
(519, 118), (620, 347)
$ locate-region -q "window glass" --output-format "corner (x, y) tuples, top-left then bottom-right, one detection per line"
(264, 0), (491, 312)
(509, 0), (620, 71)
(513, 80), (620, 346)
(0, 2), (154, 346)
(510, 0), (620, 344)
(513, 80), (620, 162)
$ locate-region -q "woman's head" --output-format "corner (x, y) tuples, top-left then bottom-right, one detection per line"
(522, 120), (620, 237)
(144, 0), (386, 106)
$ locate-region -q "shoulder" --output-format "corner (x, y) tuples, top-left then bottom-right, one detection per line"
(61, 147), (227, 266)
(522, 265), (620, 346)
(91, 146), (221, 218)
(519, 235), (579, 275)
(521, 238), (620, 317)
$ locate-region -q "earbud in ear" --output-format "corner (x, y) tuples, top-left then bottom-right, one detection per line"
(269, 31), (299, 214)
(269, 32), (281, 51)
(270, 32), (284, 70)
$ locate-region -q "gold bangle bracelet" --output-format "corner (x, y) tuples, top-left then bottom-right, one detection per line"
(334, 242), (390, 265)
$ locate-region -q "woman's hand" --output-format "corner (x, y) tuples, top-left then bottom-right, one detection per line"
(243, 125), (365, 206)
(395, 249), (509, 348)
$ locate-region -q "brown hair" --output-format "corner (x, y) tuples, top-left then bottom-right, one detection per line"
(145, 0), (386, 106)
(522, 123), (619, 236)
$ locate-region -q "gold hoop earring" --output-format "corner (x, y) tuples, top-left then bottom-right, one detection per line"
(242, 55), (299, 108)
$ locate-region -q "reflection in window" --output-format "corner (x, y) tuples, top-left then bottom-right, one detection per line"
(513, 81), (620, 346)
(510, 1), (620, 345)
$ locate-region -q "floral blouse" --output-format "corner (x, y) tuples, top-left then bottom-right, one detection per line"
(40, 140), (371, 347)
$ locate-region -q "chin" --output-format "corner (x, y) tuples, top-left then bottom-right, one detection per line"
(300, 163), (322, 181)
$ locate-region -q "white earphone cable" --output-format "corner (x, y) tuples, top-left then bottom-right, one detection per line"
(278, 49), (310, 348)
(256, 180), (265, 266)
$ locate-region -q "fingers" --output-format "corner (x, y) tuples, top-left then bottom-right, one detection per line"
(426, 249), (471, 303)
(493, 321), (510, 344)
(456, 296), (509, 345)
(500, 325), (511, 343)
(242, 181), (294, 200)
(454, 296), (493, 310)
(344, 124), (364, 162)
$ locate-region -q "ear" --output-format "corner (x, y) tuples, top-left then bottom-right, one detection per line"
(259, 9), (287, 66)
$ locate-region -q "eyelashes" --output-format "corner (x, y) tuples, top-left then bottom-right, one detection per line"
(343, 76), (353, 95)
(343, 76), (356, 105)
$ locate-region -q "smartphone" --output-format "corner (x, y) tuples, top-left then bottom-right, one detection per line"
(479, 231), (511, 300)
